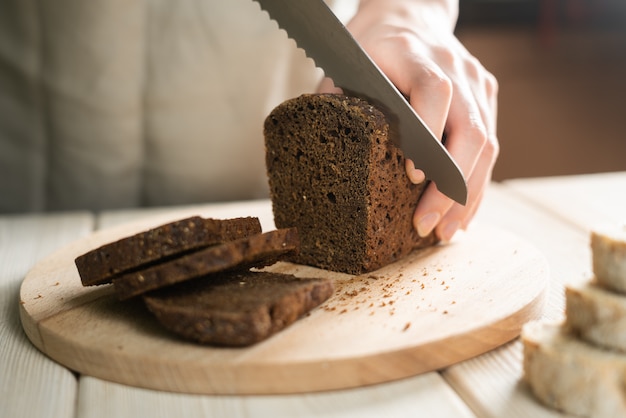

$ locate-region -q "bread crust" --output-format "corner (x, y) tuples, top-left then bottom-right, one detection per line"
(112, 228), (299, 300)
(76, 216), (261, 286)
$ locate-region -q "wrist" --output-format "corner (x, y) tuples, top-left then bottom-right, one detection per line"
(355, 0), (458, 32)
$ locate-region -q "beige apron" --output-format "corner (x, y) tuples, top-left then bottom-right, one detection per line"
(0, 0), (356, 212)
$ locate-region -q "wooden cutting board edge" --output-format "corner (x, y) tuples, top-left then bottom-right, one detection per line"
(18, 215), (549, 395)
(22, 283), (546, 395)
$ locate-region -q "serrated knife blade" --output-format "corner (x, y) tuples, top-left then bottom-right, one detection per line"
(253, 0), (467, 205)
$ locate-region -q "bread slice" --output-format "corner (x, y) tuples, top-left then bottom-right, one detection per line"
(264, 94), (438, 275)
(76, 216), (262, 286)
(522, 321), (626, 417)
(143, 270), (334, 346)
(591, 223), (626, 293)
(566, 280), (626, 352)
(112, 228), (299, 300)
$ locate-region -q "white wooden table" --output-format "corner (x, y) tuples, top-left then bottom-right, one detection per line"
(3, 171), (624, 417)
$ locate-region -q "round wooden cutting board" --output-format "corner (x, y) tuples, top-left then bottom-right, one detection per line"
(19, 209), (548, 395)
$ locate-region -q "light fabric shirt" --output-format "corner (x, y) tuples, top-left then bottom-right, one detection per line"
(0, 0), (356, 213)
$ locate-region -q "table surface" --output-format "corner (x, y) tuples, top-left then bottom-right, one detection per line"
(3, 171), (624, 418)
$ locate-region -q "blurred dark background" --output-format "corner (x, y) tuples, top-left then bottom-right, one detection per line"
(455, 0), (626, 180)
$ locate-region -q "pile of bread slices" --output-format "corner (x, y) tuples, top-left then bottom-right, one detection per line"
(522, 224), (626, 417)
(75, 216), (333, 347)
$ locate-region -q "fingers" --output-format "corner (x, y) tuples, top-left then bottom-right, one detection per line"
(413, 136), (496, 243)
(367, 35), (453, 140)
(413, 56), (499, 242)
(405, 159), (426, 184)
(449, 141), (495, 231)
(317, 77), (343, 94)
(361, 35), (456, 187)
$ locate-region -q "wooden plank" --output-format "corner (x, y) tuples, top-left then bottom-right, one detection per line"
(96, 199), (277, 230)
(441, 183), (593, 417)
(76, 373), (475, 418)
(477, 183), (593, 318)
(1, 212), (94, 418)
(9, 174), (612, 416)
(443, 341), (564, 418)
(505, 171), (626, 231)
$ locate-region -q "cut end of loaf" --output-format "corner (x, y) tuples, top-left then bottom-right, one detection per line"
(264, 94), (437, 274)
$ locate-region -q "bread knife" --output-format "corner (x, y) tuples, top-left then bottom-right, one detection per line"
(253, 0), (467, 205)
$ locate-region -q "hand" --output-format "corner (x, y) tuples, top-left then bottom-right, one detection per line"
(320, 0), (499, 242)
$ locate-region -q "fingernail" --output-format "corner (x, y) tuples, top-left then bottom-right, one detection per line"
(440, 221), (461, 243)
(404, 159), (425, 184)
(416, 212), (440, 237)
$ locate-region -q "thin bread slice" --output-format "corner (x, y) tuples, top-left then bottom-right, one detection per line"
(143, 270), (334, 346)
(565, 280), (626, 352)
(522, 321), (626, 417)
(591, 223), (626, 293)
(76, 216), (262, 286)
(113, 228), (299, 300)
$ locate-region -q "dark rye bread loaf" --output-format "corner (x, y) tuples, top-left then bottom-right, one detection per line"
(264, 94), (438, 274)
(143, 270), (334, 346)
(76, 216), (262, 286)
(112, 228), (300, 300)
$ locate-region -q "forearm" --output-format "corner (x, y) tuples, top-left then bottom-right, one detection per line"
(354, 0), (459, 32)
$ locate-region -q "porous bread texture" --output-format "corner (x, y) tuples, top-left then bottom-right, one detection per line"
(591, 223), (626, 293)
(264, 94), (438, 275)
(522, 321), (626, 417)
(565, 280), (626, 352)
